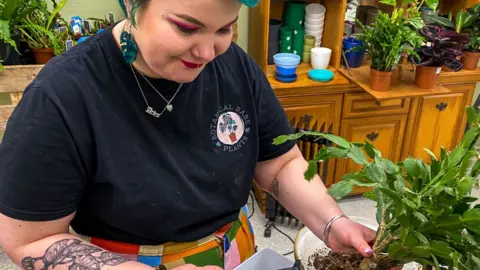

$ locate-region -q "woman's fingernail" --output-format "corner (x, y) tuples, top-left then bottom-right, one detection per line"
(365, 249), (373, 254)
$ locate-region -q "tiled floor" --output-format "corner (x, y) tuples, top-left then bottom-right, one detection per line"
(1, 189), (479, 269)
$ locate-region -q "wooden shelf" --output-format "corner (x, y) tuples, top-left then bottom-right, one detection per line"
(339, 65), (452, 101)
(267, 63), (351, 90)
(438, 67), (480, 84)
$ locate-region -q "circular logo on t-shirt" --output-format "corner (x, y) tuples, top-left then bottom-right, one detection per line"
(217, 112), (245, 145)
(210, 105), (251, 152)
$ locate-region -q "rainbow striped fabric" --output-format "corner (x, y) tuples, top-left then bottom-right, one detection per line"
(71, 206), (255, 270)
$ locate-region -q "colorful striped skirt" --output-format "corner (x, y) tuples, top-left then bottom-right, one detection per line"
(70, 206), (255, 270)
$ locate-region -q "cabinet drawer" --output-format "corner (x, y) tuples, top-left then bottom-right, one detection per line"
(343, 93), (411, 118)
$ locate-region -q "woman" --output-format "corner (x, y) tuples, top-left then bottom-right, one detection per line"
(0, 0), (376, 269)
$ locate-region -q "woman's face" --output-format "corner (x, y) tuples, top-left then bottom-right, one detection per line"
(131, 0), (242, 83)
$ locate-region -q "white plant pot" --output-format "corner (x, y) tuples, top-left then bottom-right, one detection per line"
(311, 47), (332, 69)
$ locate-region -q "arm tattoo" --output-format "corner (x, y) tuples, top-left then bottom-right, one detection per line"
(21, 239), (128, 270)
(273, 179), (280, 197)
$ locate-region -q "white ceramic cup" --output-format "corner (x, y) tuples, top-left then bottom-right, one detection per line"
(305, 17), (325, 25)
(304, 22), (324, 31)
(311, 47), (331, 69)
(305, 3), (326, 19)
(305, 29), (323, 37)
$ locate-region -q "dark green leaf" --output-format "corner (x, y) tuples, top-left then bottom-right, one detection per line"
(364, 140), (377, 159)
(378, 187), (403, 203)
(376, 157), (399, 174)
(325, 147), (350, 158)
(456, 10), (466, 33)
(388, 241), (404, 259)
(402, 198), (417, 209)
(457, 177), (475, 197)
(375, 188), (385, 225)
(413, 212), (428, 224)
(424, 14), (454, 28)
(471, 159), (480, 177)
(323, 134), (351, 149)
(402, 158), (421, 178)
(394, 178), (406, 193)
(466, 106), (479, 126)
(447, 148), (468, 170)
(414, 231), (429, 244)
(304, 160), (317, 181)
(314, 148), (329, 161)
(468, 255), (480, 269)
(363, 191), (376, 201)
(425, 0), (439, 11)
(435, 214), (463, 230)
(327, 179), (378, 200)
(440, 147), (448, 161)
(411, 246), (431, 258)
(273, 133), (304, 145)
(407, 17), (425, 29)
(366, 163), (387, 183)
(463, 208), (480, 225)
(459, 150), (477, 178)
(429, 240), (456, 259)
(396, 202), (407, 216)
(347, 145), (369, 166)
(400, 227), (409, 243)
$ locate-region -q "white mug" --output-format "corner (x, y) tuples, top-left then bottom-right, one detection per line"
(310, 47), (332, 69)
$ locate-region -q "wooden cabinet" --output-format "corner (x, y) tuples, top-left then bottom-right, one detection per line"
(334, 114), (407, 193)
(401, 83), (475, 161)
(279, 93), (343, 186)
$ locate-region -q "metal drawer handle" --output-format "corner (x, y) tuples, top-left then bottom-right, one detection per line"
(436, 102), (448, 111)
(366, 132), (379, 141)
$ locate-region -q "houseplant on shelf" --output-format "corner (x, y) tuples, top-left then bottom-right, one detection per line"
(352, 0), (433, 92)
(411, 25), (470, 89)
(273, 105), (480, 270)
(423, 3), (480, 71)
(16, 0), (67, 64)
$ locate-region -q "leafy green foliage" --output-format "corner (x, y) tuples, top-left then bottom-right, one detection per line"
(273, 106), (480, 269)
(352, 1), (426, 72)
(424, 3), (480, 34)
(16, 0), (67, 54)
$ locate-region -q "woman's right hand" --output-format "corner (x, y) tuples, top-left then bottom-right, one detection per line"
(173, 264), (223, 270)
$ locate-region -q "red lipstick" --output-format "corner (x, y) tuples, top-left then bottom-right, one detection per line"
(182, 60), (202, 69)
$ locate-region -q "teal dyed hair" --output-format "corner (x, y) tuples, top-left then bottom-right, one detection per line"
(117, 0), (146, 27)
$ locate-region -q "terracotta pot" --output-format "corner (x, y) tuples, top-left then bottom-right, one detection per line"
(32, 48), (54, 64)
(415, 65), (441, 89)
(462, 51), (480, 70)
(370, 67), (393, 92)
(229, 133), (237, 142)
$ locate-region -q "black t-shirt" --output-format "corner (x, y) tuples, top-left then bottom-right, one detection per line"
(0, 26), (295, 245)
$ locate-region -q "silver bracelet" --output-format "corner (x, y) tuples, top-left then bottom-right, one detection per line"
(323, 214), (349, 248)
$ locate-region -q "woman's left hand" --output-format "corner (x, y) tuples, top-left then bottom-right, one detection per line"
(325, 217), (376, 257)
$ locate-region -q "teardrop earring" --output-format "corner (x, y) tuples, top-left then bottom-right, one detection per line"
(120, 22), (138, 64)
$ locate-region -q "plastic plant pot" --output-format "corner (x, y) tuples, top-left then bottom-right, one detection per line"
(342, 37), (365, 68)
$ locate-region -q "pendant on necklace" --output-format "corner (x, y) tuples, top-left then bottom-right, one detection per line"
(166, 104), (173, 112)
(146, 106), (160, 118)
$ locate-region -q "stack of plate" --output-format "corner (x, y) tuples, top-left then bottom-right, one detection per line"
(304, 3), (326, 47)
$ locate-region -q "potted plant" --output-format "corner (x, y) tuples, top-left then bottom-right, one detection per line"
(424, 3), (480, 71)
(16, 0), (67, 64)
(273, 105), (480, 270)
(353, 0), (432, 92)
(0, 0), (18, 69)
(411, 25), (470, 89)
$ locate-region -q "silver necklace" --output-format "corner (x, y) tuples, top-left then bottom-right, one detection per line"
(130, 64), (183, 118)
